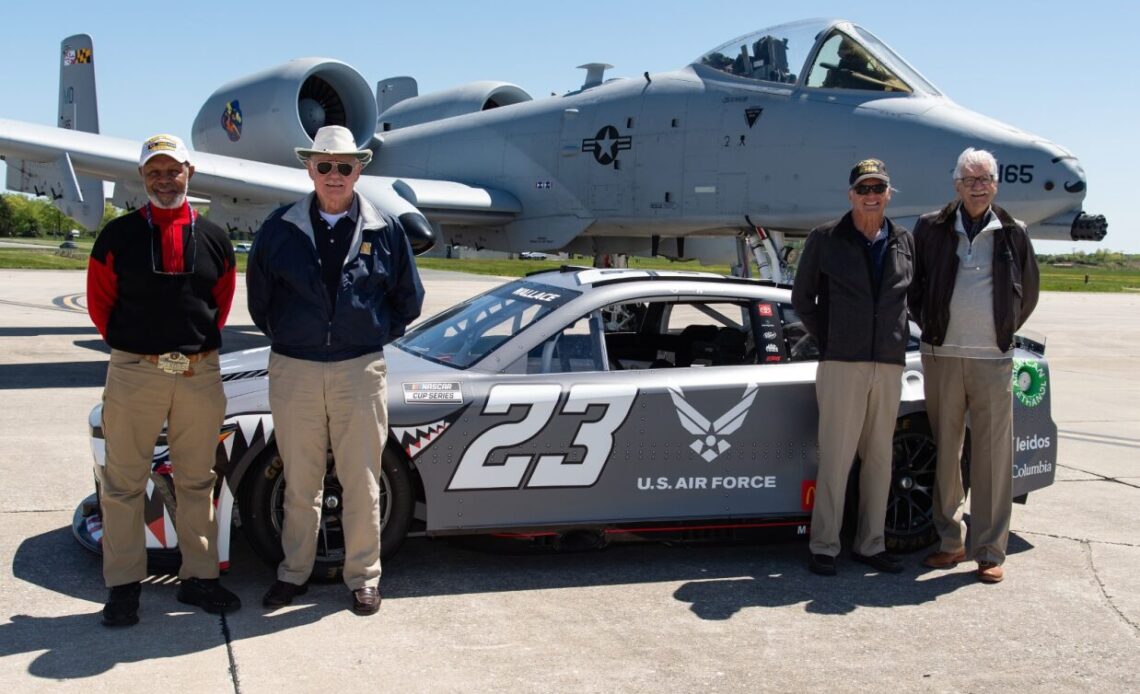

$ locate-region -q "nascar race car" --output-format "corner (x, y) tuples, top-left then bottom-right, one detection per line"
(74, 267), (1058, 579)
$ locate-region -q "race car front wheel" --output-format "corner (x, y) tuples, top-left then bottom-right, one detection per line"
(240, 444), (415, 582)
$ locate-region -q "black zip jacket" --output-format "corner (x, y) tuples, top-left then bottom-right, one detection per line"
(791, 212), (914, 365)
(908, 201), (1039, 353)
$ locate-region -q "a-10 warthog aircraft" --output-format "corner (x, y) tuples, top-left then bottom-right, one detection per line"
(0, 19), (1106, 279)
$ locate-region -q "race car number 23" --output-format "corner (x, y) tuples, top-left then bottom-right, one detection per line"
(447, 383), (638, 490)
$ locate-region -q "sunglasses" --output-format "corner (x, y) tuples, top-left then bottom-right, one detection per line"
(853, 183), (888, 195)
(314, 161), (357, 176)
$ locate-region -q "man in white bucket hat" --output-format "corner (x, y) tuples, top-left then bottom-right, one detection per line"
(247, 125), (424, 615)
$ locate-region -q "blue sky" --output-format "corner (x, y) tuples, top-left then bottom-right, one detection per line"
(1, 0), (1133, 253)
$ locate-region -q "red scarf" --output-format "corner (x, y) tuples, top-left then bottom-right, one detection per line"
(148, 203), (191, 273)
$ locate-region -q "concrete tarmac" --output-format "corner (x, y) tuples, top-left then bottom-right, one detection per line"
(0, 269), (1137, 693)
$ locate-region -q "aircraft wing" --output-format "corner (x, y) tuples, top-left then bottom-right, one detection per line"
(0, 118), (521, 236)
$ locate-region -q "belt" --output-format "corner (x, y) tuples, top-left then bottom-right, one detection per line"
(141, 350), (214, 376)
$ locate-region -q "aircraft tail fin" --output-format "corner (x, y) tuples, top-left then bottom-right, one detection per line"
(4, 34), (106, 230)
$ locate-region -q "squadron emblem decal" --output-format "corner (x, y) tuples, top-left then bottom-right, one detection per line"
(668, 383), (759, 462)
(582, 125), (632, 168)
(221, 100), (243, 142)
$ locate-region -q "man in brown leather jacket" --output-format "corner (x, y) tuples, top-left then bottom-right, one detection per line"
(909, 147), (1040, 584)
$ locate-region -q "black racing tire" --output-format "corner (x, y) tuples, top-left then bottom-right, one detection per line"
(842, 414), (966, 553)
(240, 444), (415, 582)
(883, 414), (941, 553)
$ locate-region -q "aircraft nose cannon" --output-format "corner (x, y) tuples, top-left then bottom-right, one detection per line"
(1071, 213), (1108, 241)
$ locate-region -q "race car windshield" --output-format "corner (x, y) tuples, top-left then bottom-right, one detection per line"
(395, 280), (580, 369)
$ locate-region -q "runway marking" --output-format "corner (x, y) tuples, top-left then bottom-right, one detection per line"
(55, 293), (87, 312)
(0, 294), (87, 315)
(1059, 429), (1140, 450)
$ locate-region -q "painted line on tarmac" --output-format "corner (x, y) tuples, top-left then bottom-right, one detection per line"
(1059, 429), (1140, 449)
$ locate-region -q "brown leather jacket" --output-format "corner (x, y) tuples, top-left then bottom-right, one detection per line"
(908, 201), (1039, 353)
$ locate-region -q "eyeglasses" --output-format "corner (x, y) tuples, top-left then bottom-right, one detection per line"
(145, 204), (198, 276)
(149, 223), (197, 276)
(314, 161), (357, 176)
(852, 183), (888, 195)
(958, 175), (995, 187)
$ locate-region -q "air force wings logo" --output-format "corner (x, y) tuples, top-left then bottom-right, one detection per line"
(668, 384), (759, 462)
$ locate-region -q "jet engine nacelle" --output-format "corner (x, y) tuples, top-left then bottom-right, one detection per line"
(191, 58), (378, 168)
(378, 81), (531, 131)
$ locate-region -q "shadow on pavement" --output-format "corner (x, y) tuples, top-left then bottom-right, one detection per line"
(0, 326), (268, 390)
(5, 523), (1037, 680)
(4, 527), (335, 679)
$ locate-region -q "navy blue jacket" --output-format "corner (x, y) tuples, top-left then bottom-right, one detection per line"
(247, 193), (424, 362)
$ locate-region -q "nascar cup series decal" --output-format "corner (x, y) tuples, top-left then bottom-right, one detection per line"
(403, 382), (463, 404)
(1013, 359), (1047, 407)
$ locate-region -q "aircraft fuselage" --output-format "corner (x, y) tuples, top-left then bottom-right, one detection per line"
(373, 65), (1088, 252)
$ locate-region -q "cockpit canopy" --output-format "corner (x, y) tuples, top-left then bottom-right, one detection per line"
(694, 18), (940, 95)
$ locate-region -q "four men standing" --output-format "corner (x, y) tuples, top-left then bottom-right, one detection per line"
(83, 133), (1037, 626)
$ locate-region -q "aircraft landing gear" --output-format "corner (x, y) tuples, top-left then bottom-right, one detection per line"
(735, 222), (793, 283)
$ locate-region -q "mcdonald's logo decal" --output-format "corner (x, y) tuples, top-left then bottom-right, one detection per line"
(801, 480), (816, 510)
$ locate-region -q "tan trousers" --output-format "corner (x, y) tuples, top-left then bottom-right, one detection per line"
(100, 349), (226, 587)
(809, 360), (903, 558)
(922, 354), (1013, 565)
(268, 351), (388, 590)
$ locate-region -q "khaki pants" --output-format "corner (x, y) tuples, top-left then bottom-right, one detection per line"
(100, 349), (226, 587)
(921, 354), (1013, 565)
(268, 351), (388, 590)
(809, 360), (903, 558)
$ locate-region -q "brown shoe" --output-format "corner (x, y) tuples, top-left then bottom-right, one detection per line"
(922, 548), (967, 569)
(351, 586), (381, 615)
(977, 562), (1005, 584)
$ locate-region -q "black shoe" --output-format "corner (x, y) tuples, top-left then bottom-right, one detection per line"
(809, 553), (837, 576)
(852, 551), (904, 574)
(263, 580), (308, 608)
(177, 577), (242, 614)
(102, 582), (141, 627)
(351, 586), (381, 615)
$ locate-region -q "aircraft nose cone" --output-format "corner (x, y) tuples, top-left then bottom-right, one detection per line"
(1059, 157), (1087, 194)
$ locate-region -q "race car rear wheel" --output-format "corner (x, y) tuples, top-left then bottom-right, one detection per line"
(240, 444), (414, 582)
(884, 414), (941, 552)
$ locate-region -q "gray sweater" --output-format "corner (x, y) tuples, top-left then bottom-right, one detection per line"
(920, 208), (1010, 359)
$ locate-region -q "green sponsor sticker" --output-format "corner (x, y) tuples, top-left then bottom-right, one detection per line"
(1013, 359), (1047, 408)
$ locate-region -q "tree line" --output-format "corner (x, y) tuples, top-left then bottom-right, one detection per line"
(0, 193), (119, 238)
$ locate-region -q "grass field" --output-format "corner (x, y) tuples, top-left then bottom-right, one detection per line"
(3, 241), (1138, 292)
(1038, 265), (1140, 292)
